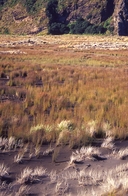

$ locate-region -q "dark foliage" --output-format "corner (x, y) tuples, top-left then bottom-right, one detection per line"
(48, 22), (69, 35)
(69, 18), (90, 34)
(0, 0), (7, 6)
(46, 0), (58, 24)
(46, 0), (69, 34)
(69, 17), (106, 34)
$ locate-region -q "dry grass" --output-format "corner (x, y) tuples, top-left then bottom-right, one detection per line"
(17, 166), (47, 184)
(101, 137), (115, 149)
(14, 153), (24, 163)
(0, 163), (9, 177)
(114, 148), (128, 160)
(17, 167), (33, 184)
(63, 162), (128, 196)
(69, 146), (103, 165)
(1, 150), (128, 196)
(55, 179), (69, 195)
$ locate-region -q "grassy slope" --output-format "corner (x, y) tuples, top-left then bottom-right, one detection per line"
(0, 0), (112, 34)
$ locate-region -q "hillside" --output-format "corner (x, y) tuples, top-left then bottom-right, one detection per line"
(0, 0), (128, 35)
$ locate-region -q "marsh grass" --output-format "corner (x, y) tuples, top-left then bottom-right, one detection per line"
(0, 35), (128, 144)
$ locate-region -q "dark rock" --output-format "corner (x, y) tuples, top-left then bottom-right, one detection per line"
(92, 154), (107, 161)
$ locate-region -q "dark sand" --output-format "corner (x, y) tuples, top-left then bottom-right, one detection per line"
(0, 140), (128, 196)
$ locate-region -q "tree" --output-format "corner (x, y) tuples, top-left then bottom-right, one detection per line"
(46, 0), (58, 24)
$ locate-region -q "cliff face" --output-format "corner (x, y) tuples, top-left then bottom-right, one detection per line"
(66, 0), (115, 24)
(114, 0), (128, 35)
(0, 0), (128, 35)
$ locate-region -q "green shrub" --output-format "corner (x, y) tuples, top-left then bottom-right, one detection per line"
(103, 17), (114, 33)
(84, 24), (106, 34)
(69, 18), (90, 34)
(69, 17), (106, 35)
(48, 22), (69, 34)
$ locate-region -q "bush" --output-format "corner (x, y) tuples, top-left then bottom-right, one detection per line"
(69, 17), (107, 35)
(103, 17), (114, 34)
(84, 24), (106, 34)
(48, 22), (69, 34)
(69, 18), (90, 34)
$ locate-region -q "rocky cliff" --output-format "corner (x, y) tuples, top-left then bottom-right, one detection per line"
(0, 0), (128, 35)
(114, 0), (128, 35)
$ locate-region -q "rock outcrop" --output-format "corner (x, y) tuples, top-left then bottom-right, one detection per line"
(114, 0), (128, 35)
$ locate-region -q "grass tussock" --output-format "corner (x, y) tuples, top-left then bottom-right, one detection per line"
(17, 166), (47, 184)
(0, 163), (9, 177)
